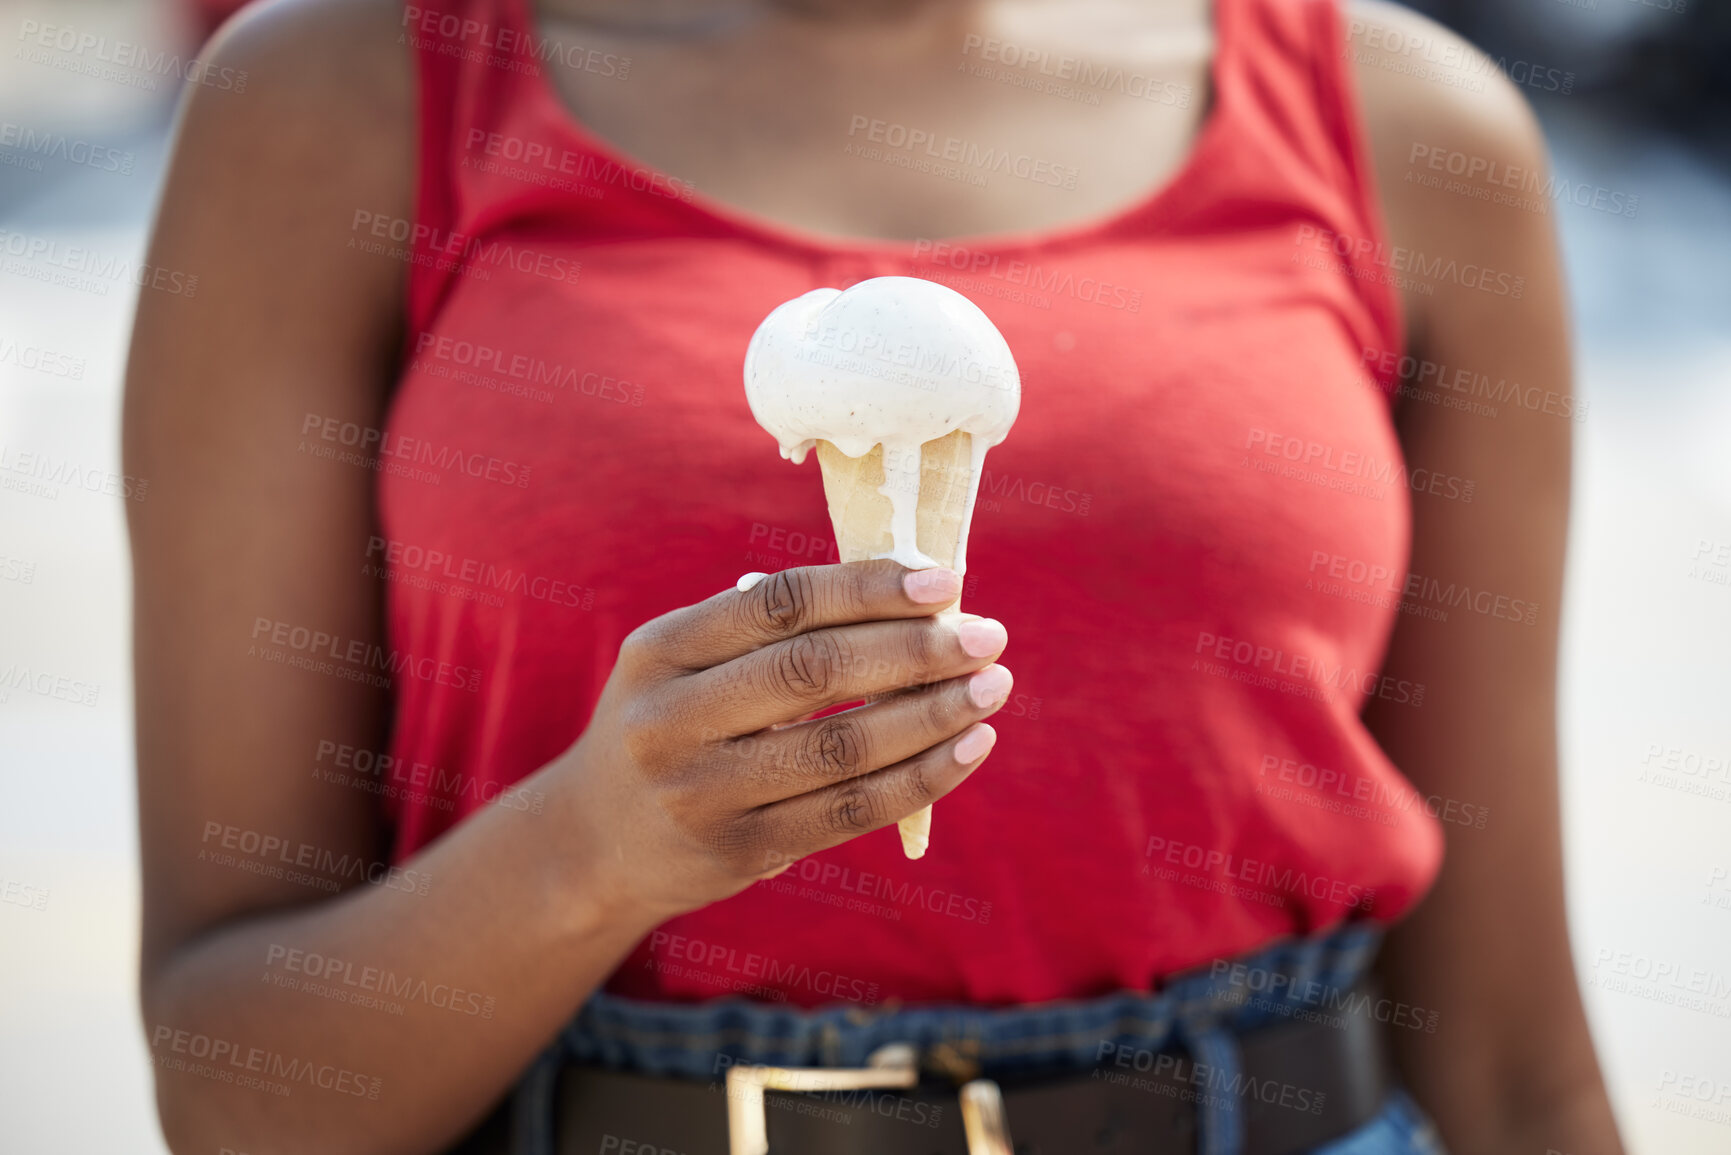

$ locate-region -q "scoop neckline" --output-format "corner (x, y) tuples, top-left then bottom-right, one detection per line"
(503, 0), (1236, 257)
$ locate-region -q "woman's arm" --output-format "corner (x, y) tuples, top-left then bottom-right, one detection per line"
(128, 11), (1009, 1150)
(126, 3), (665, 1151)
(1349, 5), (1624, 1152)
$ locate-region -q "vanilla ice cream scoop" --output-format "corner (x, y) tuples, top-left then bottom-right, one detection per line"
(744, 276), (1020, 570)
(743, 276), (1021, 858)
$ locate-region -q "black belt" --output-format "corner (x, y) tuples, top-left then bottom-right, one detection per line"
(453, 985), (1394, 1155)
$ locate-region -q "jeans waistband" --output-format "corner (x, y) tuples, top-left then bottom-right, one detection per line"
(511, 922), (1386, 1155)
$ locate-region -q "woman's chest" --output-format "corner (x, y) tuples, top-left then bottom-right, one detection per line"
(532, 1), (1215, 241)
(380, 233), (1407, 635)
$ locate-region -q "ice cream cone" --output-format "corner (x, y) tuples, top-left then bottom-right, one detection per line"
(745, 276), (1021, 862)
(815, 429), (981, 859)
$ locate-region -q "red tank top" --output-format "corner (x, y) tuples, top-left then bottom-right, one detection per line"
(380, 0), (1442, 1005)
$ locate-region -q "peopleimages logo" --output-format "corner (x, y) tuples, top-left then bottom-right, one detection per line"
(364, 535), (595, 611)
(1651, 1069), (1731, 1128)
(1344, 20), (1575, 97)
(314, 738), (547, 814)
(0, 878), (50, 911)
(1588, 947), (1731, 1017)
(1094, 1041), (1328, 1113)
(16, 19), (248, 92)
(846, 115), (1080, 189)
(912, 239), (1143, 313)
(958, 34), (1192, 108)
(0, 664), (99, 707)
(1192, 628), (1426, 707)
(400, 5), (631, 80)
(1244, 427), (1476, 504)
(647, 931), (880, 1004)
(712, 1056), (944, 1129)
(463, 129), (693, 201)
(1292, 223), (1525, 299)
(1361, 345), (1587, 422)
(351, 209), (582, 285)
(1307, 549), (1539, 628)
(1257, 754), (1490, 829)
(1145, 834), (1377, 910)
(761, 854), (994, 924)
(0, 335), (85, 379)
(0, 121), (133, 174)
(791, 318), (1018, 393)
(150, 1024), (381, 1098)
(298, 413), (533, 488)
(199, 821), (434, 896)
(0, 553), (36, 584)
(264, 944), (496, 1018)
(249, 616), (484, 694)
(1208, 959), (1441, 1033)
(411, 334), (644, 406)
(0, 227), (198, 298)
(0, 442), (149, 502)
(1407, 143), (1638, 219)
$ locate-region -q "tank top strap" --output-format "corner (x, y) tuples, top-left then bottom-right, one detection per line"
(405, 0), (645, 334)
(1207, 0), (1405, 393)
(404, 0), (504, 335)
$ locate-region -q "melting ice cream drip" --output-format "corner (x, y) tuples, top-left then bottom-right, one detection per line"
(864, 432), (995, 572)
(878, 438), (931, 569)
(953, 433), (991, 574)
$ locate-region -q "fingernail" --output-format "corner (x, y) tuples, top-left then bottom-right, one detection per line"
(736, 572), (769, 592)
(904, 567), (962, 604)
(967, 664), (1013, 708)
(953, 723), (997, 764)
(956, 617), (1008, 658)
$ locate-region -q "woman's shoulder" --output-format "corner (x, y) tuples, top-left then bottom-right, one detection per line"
(138, 0), (417, 423)
(183, 0), (414, 228)
(1344, 0), (1557, 338)
(202, 0), (411, 100)
(154, 0), (415, 384)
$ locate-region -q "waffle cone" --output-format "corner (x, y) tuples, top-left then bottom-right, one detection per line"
(815, 430), (977, 860)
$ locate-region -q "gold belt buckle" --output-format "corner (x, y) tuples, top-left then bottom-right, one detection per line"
(725, 1043), (1014, 1155)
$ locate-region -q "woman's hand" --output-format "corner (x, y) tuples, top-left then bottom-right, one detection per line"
(558, 560), (1012, 920)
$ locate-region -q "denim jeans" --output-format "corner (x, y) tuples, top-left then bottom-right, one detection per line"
(507, 922), (1446, 1155)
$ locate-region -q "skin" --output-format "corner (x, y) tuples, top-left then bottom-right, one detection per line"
(124, 0), (1623, 1152)
(1349, 6), (1624, 1153)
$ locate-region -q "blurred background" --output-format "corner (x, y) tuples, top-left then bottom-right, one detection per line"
(2, 0), (1728, 1150)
